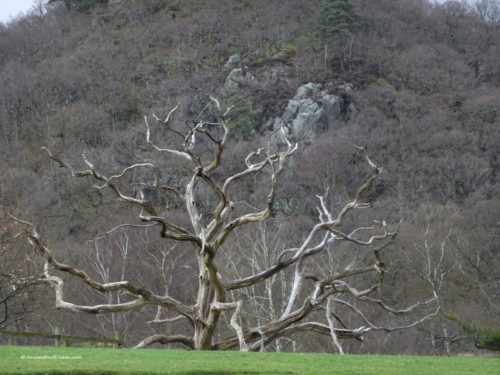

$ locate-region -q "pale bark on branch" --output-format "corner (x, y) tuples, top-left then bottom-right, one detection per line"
(8, 213), (195, 320)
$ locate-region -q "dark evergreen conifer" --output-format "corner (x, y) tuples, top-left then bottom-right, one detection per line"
(316, 0), (360, 49)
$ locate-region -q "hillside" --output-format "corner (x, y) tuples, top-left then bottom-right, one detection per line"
(0, 0), (498, 355)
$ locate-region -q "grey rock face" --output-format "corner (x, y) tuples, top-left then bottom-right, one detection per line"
(223, 54), (241, 70)
(270, 83), (344, 152)
(224, 68), (256, 90)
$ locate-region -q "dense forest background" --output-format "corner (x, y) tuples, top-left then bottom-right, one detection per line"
(0, 0), (498, 355)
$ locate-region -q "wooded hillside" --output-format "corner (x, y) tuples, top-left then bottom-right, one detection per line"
(0, 0), (498, 355)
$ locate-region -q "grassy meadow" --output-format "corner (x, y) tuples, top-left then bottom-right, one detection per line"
(0, 346), (498, 375)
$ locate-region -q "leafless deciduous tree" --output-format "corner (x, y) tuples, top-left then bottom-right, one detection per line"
(7, 99), (439, 351)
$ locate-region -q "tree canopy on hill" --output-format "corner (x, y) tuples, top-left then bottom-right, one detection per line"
(48, 0), (109, 13)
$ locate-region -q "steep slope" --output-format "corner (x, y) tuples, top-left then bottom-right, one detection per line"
(0, 0), (498, 354)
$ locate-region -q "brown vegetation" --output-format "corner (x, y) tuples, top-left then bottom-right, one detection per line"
(0, 0), (498, 355)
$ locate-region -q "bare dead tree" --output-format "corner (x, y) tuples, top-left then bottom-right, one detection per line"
(7, 98), (439, 351)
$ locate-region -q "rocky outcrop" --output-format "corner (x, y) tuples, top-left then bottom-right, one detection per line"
(224, 68), (257, 90)
(223, 54), (242, 70)
(268, 83), (343, 152)
(221, 56), (350, 152)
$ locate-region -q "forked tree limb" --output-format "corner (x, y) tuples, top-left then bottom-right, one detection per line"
(7, 213), (196, 320)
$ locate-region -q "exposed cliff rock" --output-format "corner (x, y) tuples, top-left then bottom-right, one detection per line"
(268, 83), (344, 152)
(224, 67), (257, 90)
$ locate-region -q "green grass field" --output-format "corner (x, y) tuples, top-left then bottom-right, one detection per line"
(0, 346), (498, 375)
